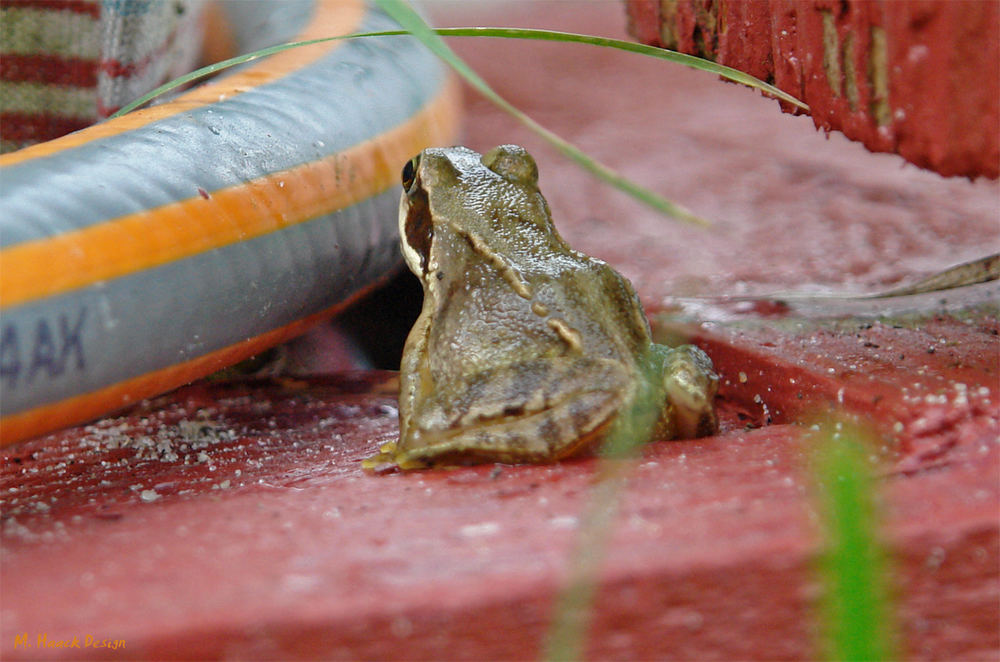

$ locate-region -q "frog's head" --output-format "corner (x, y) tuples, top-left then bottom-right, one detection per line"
(397, 145), (553, 280)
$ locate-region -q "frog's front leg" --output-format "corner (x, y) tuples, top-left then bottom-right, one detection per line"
(366, 357), (633, 469)
(648, 344), (719, 439)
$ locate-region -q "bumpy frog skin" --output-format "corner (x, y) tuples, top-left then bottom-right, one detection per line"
(364, 145), (718, 470)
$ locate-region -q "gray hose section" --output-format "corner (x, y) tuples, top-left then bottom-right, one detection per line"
(1, 193), (399, 415)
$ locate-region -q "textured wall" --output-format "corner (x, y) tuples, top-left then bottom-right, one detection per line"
(625, 0), (999, 179)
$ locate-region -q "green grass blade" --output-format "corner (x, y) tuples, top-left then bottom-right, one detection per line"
(111, 32), (397, 118)
(116, 7), (813, 224)
(865, 252), (1000, 298)
(543, 462), (627, 662)
(810, 421), (897, 661)
(429, 27), (807, 111)
(542, 351), (668, 661)
(375, 0), (710, 225)
(116, 27), (806, 119)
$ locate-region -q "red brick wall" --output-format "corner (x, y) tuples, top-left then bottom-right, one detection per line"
(625, 0), (999, 179)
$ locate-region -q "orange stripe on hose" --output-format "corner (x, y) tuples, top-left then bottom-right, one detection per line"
(0, 274), (392, 447)
(0, 0), (366, 167)
(0, 76), (461, 309)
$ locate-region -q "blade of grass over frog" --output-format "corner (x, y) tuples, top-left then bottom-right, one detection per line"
(810, 421), (897, 661)
(375, 0), (710, 226)
(116, 12), (809, 224)
(117, 28), (804, 119)
(429, 27), (807, 111)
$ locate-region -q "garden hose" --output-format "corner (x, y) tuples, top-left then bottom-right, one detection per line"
(0, 0), (461, 445)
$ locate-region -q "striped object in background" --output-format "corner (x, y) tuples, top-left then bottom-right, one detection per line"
(1, 0), (205, 152)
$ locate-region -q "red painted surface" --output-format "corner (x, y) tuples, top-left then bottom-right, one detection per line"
(693, 315), (1000, 455)
(2, 3), (998, 660)
(2, 315), (997, 660)
(624, 0), (1000, 179)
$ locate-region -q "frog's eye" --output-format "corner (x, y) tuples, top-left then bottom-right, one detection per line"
(482, 145), (538, 185)
(402, 155), (420, 192)
(402, 182), (432, 273)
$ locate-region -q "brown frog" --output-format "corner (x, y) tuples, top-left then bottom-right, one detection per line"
(363, 145), (717, 470)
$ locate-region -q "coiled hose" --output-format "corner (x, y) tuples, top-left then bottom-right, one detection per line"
(0, 0), (461, 445)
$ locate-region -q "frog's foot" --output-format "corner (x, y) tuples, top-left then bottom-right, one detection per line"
(361, 438), (484, 472)
(655, 344), (719, 438)
(362, 440), (408, 472)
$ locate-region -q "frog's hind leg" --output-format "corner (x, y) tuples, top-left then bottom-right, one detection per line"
(393, 357), (632, 468)
(395, 391), (619, 467)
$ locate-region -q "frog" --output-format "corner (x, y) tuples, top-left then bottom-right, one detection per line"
(363, 145), (718, 471)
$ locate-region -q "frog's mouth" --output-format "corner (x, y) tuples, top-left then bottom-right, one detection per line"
(399, 156), (432, 276)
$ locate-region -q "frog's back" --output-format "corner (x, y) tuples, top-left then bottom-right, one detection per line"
(434, 250), (647, 373)
(527, 247), (652, 359)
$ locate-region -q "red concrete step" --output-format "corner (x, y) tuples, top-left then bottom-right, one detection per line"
(2, 309), (996, 660)
(685, 309), (1000, 465)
